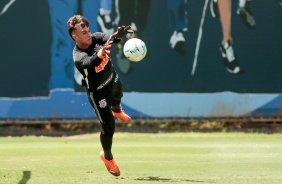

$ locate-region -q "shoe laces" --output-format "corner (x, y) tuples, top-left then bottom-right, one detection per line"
(104, 15), (111, 23)
(224, 43), (235, 62)
(170, 31), (185, 46)
(169, 31), (177, 43)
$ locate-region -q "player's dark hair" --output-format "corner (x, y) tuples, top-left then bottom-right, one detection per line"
(67, 15), (89, 39)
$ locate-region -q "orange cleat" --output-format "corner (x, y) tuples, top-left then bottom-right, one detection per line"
(112, 109), (131, 123)
(100, 151), (120, 176)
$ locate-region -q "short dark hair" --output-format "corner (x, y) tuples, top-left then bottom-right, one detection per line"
(67, 15), (90, 39)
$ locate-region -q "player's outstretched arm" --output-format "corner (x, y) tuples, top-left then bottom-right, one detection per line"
(97, 41), (112, 59)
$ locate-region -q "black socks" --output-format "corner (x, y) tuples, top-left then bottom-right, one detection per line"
(104, 150), (113, 160)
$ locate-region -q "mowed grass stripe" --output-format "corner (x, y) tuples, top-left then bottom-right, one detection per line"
(0, 132), (282, 184)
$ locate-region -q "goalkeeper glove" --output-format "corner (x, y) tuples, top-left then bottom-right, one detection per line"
(114, 25), (134, 39)
(97, 41), (112, 59)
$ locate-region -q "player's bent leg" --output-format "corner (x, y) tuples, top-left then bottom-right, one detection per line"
(100, 151), (120, 176)
(111, 80), (131, 123)
(112, 105), (131, 123)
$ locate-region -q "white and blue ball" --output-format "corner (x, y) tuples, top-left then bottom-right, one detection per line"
(123, 38), (147, 62)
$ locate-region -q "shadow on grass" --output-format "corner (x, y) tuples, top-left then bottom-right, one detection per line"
(134, 176), (204, 183)
(18, 171), (31, 184)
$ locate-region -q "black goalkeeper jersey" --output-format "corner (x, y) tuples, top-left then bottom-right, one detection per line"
(73, 32), (120, 91)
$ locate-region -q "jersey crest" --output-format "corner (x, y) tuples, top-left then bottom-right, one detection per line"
(99, 99), (107, 108)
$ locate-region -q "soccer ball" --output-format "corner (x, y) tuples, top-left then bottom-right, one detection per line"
(123, 38), (147, 62)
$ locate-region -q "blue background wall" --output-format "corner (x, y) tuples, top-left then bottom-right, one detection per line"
(0, 0), (282, 119)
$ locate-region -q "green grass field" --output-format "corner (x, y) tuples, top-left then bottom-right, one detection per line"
(1, 132), (282, 184)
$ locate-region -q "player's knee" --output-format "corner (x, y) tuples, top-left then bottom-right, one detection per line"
(102, 125), (115, 136)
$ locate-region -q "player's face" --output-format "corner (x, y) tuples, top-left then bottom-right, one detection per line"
(73, 24), (92, 49)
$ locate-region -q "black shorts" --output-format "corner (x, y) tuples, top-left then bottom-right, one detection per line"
(86, 72), (123, 124)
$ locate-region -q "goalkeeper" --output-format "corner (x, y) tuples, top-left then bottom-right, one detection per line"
(67, 15), (133, 177)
